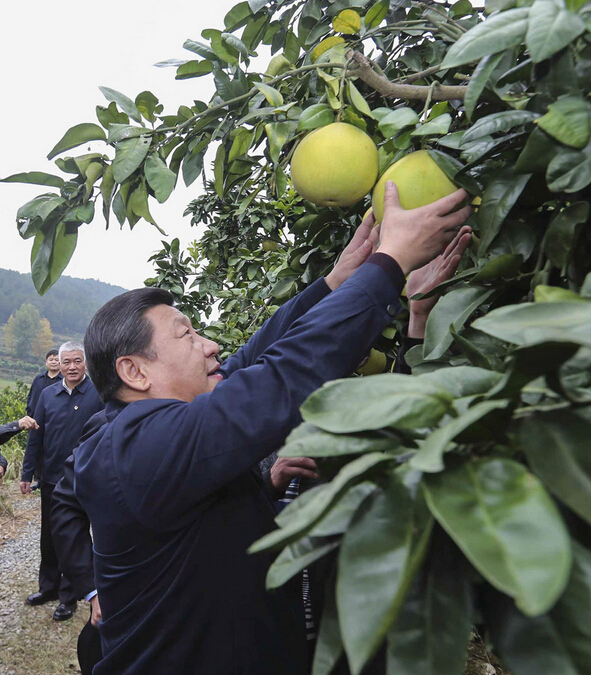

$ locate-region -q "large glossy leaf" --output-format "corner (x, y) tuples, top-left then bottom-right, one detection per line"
(418, 366), (503, 398)
(31, 221), (78, 295)
(175, 60), (214, 80)
(337, 477), (414, 675)
(112, 135), (151, 183)
(515, 127), (561, 173)
(1, 172), (65, 188)
(300, 375), (454, 433)
(411, 114), (451, 137)
(280, 422), (402, 458)
(249, 452), (394, 553)
(477, 171), (531, 254)
(410, 400), (510, 473)
(99, 86), (142, 124)
(461, 111), (539, 145)
(544, 202), (590, 268)
(47, 123), (106, 160)
(297, 104), (334, 131)
(144, 154), (176, 203)
(378, 108), (419, 139)
(423, 459), (572, 615)
(309, 481), (377, 537)
(441, 8), (530, 69)
(547, 141), (591, 193)
(536, 96), (591, 149)
(265, 121), (294, 164)
(386, 534), (473, 675)
(518, 409), (591, 526)
(464, 53), (505, 121)
(266, 536), (339, 589)
(526, 0), (586, 63)
(473, 301), (591, 348)
(423, 286), (496, 361)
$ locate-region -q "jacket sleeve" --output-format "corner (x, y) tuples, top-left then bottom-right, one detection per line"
(21, 395), (46, 482)
(26, 375), (39, 417)
(114, 262), (403, 530)
(0, 449), (7, 471)
(0, 421), (21, 447)
(220, 277), (331, 377)
(51, 411), (106, 599)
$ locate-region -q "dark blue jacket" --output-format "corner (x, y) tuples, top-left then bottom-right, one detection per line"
(22, 378), (104, 484)
(27, 371), (62, 417)
(74, 262), (403, 675)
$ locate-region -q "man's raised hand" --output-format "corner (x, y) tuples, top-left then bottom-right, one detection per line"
(377, 181), (471, 275)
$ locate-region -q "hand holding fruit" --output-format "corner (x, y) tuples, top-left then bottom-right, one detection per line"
(377, 181), (471, 275)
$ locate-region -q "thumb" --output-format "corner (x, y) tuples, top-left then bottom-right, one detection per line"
(383, 181), (402, 217)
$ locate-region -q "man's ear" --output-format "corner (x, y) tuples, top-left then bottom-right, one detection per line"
(115, 355), (151, 394)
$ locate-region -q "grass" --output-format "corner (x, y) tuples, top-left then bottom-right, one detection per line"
(0, 376), (17, 389)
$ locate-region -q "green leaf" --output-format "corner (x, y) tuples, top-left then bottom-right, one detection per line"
(99, 86), (142, 124)
(427, 149), (483, 196)
(333, 8), (362, 33)
(107, 124), (150, 144)
(135, 91), (160, 123)
(182, 39), (218, 61)
(31, 221), (78, 295)
(254, 82), (284, 106)
(337, 477), (414, 675)
(378, 108), (419, 139)
(249, 453), (394, 553)
(477, 171), (531, 254)
(526, 0), (586, 64)
(1, 172), (65, 188)
(461, 111), (540, 145)
(280, 422), (402, 458)
(347, 81), (373, 118)
(419, 366), (503, 398)
(47, 123), (106, 160)
(203, 28), (240, 64)
(473, 300), (591, 348)
(387, 534), (473, 675)
(310, 481), (378, 537)
(410, 400), (510, 473)
(221, 33), (249, 61)
(365, 0), (389, 29)
(423, 459), (572, 616)
(96, 101), (129, 129)
(534, 285), (584, 302)
(301, 375), (454, 433)
(175, 60), (214, 80)
(547, 141), (591, 193)
(224, 1), (253, 30)
(265, 121), (294, 164)
(64, 201), (95, 224)
(519, 409), (591, 526)
(423, 286), (496, 361)
(128, 182), (158, 228)
(228, 128), (254, 162)
(266, 536), (339, 589)
(144, 154), (176, 203)
(471, 253), (524, 281)
(112, 135), (152, 183)
(536, 96), (591, 149)
(515, 127), (561, 173)
(297, 104), (334, 131)
(464, 53), (505, 121)
(213, 143), (226, 198)
(544, 202), (590, 268)
(100, 164), (115, 226)
(182, 148), (205, 187)
(441, 8), (530, 69)
(411, 114), (452, 137)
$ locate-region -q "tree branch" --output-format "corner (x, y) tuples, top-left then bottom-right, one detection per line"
(347, 51), (466, 101)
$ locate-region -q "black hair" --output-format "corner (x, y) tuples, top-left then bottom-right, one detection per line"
(84, 287), (174, 402)
(45, 349), (59, 359)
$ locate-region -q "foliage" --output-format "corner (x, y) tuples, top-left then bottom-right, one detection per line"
(4, 304), (43, 360)
(32, 318), (54, 361)
(0, 381), (29, 480)
(5, 0), (591, 673)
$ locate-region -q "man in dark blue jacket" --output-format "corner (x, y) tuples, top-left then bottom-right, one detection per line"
(21, 341), (104, 620)
(74, 183), (471, 675)
(26, 349), (61, 417)
(0, 416), (39, 479)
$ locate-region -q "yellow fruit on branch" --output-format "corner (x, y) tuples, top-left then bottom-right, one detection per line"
(290, 123), (379, 208)
(371, 150), (457, 223)
(356, 349), (387, 376)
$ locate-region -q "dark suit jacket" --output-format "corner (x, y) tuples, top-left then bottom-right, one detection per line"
(0, 421), (23, 471)
(73, 262), (403, 675)
(50, 410), (107, 600)
(27, 371), (62, 417)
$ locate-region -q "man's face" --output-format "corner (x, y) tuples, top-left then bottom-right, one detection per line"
(142, 304), (222, 402)
(60, 350), (86, 388)
(46, 353), (60, 373)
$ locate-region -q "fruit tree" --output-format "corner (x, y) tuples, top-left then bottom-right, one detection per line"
(3, 0), (591, 673)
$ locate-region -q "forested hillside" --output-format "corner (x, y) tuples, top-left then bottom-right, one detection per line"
(0, 269), (127, 335)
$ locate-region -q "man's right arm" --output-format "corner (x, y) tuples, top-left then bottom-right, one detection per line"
(21, 397), (46, 487)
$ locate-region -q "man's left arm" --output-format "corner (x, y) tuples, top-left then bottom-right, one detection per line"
(21, 400), (45, 490)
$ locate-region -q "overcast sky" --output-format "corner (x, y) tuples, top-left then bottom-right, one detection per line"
(0, 0), (244, 290)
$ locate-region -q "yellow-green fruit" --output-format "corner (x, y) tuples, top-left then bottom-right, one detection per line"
(291, 123), (379, 208)
(262, 239), (279, 252)
(356, 349), (387, 376)
(371, 150), (457, 223)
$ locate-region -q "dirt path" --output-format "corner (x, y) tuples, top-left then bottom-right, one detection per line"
(0, 481), (86, 675)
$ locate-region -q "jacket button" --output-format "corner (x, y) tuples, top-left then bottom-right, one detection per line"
(387, 304), (398, 316)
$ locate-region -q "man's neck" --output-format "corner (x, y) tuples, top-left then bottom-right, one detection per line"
(47, 370), (61, 379)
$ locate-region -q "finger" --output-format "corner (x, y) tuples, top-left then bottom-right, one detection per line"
(441, 205), (472, 231)
(431, 188), (468, 216)
(284, 468), (319, 480)
(442, 227), (471, 262)
(368, 223), (381, 252)
(348, 213), (375, 250)
(441, 226), (467, 260)
(382, 181), (402, 218)
(284, 457), (318, 470)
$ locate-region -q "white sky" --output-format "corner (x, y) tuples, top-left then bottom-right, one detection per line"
(0, 0), (244, 290)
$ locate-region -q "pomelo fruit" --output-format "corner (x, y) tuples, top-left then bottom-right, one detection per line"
(262, 239), (279, 252)
(356, 349), (387, 376)
(371, 150), (457, 223)
(291, 123), (379, 208)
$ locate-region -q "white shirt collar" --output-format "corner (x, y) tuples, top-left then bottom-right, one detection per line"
(62, 374), (86, 395)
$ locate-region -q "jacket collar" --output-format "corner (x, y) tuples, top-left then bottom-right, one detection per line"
(56, 375), (90, 396)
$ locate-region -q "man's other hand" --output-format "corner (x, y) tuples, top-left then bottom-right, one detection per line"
(90, 595), (102, 627)
(20, 481), (31, 494)
(377, 181), (471, 275)
(270, 457), (318, 493)
(325, 210), (381, 290)
(18, 416), (39, 431)
(0, 466), (5, 480)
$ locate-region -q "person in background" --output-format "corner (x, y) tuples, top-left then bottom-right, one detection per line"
(0, 416), (39, 479)
(20, 341), (104, 621)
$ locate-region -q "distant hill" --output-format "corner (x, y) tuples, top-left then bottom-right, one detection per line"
(0, 268), (128, 336)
